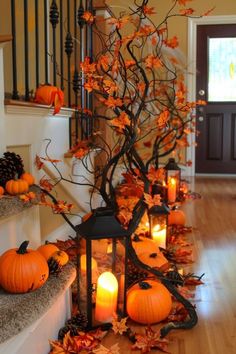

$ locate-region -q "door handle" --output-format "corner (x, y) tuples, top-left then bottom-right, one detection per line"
(198, 89), (205, 96)
(198, 116), (204, 122)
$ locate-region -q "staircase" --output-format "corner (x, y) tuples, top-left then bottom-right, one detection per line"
(0, 38), (80, 354)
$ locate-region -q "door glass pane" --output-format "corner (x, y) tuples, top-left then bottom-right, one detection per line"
(208, 37), (236, 102)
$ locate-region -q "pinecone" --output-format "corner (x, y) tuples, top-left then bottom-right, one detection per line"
(66, 312), (88, 330)
(48, 257), (62, 274)
(127, 260), (149, 287)
(0, 152), (25, 187)
(58, 324), (78, 340)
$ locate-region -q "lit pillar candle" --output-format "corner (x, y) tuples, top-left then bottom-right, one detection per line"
(168, 177), (177, 203)
(152, 224), (167, 248)
(95, 271), (118, 323)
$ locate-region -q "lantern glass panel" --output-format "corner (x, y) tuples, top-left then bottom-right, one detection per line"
(149, 214), (167, 249)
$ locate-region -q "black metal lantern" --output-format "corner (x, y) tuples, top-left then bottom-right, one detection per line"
(75, 207), (129, 330)
(164, 158), (181, 203)
(148, 203), (169, 249)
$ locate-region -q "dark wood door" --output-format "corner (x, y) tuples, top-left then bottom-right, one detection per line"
(196, 24), (236, 174)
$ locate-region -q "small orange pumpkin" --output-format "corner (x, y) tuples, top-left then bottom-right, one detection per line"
(51, 250), (69, 266)
(0, 241), (49, 293)
(0, 186), (4, 196)
(34, 84), (64, 115)
(20, 172), (35, 186)
(5, 179), (29, 195)
(168, 209), (186, 226)
(138, 251), (169, 271)
(127, 280), (172, 324)
(132, 235), (158, 256)
(37, 242), (59, 261)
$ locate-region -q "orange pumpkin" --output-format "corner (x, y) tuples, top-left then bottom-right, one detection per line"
(127, 280), (172, 324)
(20, 172), (35, 186)
(132, 235), (158, 256)
(0, 241), (49, 293)
(34, 84), (64, 115)
(5, 179), (29, 195)
(168, 209), (186, 226)
(51, 250), (69, 266)
(138, 251), (169, 271)
(37, 242), (59, 261)
(0, 186), (4, 196)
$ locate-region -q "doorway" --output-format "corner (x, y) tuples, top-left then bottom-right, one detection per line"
(187, 16), (236, 176)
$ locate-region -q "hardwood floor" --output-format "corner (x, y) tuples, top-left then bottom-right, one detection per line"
(102, 177), (236, 354)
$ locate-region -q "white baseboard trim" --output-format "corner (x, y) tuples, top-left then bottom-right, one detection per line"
(195, 173), (236, 178)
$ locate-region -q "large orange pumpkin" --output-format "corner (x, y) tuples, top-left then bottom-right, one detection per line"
(168, 209), (186, 226)
(34, 84), (64, 115)
(126, 280), (172, 324)
(37, 242), (59, 261)
(0, 241), (49, 293)
(5, 179), (29, 195)
(20, 172), (35, 186)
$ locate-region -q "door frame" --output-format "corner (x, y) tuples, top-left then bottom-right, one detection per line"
(187, 15), (236, 176)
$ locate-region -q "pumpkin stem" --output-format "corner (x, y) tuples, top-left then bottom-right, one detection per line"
(17, 241), (29, 254)
(150, 253), (157, 258)
(138, 281), (152, 290)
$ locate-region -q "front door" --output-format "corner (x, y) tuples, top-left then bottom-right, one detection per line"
(195, 24), (236, 174)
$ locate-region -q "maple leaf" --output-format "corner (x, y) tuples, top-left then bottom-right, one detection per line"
(19, 191), (36, 203)
(100, 97), (123, 109)
(107, 15), (130, 29)
(143, 6), (156, 15)
(163, 36), (179, 49)
(49, 332), (77, 354)
(117, 209), (133, 227)
(80, 57), (96, 73)
(93, 343), (120, 354)
(132, 327), (169, 353)
(177, 0), (192, 5)
(147, 166), (166, 184)
(84, 77), (100, 93)
(112, 316), (128, 335)
(97, 55), (110, 72)
(110, 112), (130, 132)
(157, 109), (170, 128)
(52, 200), (74, 214)
(35, 154), (44, 170)
(144, 193), (162, 209)
(124, 59), (136, 69)
(39, 176), (54, 192)
(145, 55), (162, 69)
(73, 332), (99, 352)
(82, 11), (95, 24)
(103, 79), (118, 95)
(179, 8), (194, 15)
(167, 303), (189, 322)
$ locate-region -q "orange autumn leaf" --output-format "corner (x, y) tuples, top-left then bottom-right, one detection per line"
(147, 166), (165, 183)
(49, 332), (77, 354)
(179, 8), (194, 15)
(144, 193), (162, 209)
(52, 200), (74, 214)
(39, 177), (54, 192)
(163, 36), (179, 49)
(100, 97), (123, 109)
(19, 191), (36, 203)
(124, 60), (136, 69)
(107, 15), (130, 29)
(110, 112), (130, 132)
(97, 55), (110, 72)
(117, 209), (133, 227)
(143, 6), (156, 15)
(132, 327), (169, 353)
(112, 316), (128, 335)
(177, 0), (192, 5)
(138, 25), (156, 37)
(157, 109), (170, 128)
(143, 140), (152, 148)
(35, 155), (44, 170)
(145, 55), (162, 69)
(137, 82), (146, 95)
(73, 147), (89, 159)
(103, 79), (118, 95)
(82, 11), (95, 24)
(84, 77), (100, 93)
(80, 56), (96, 73)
